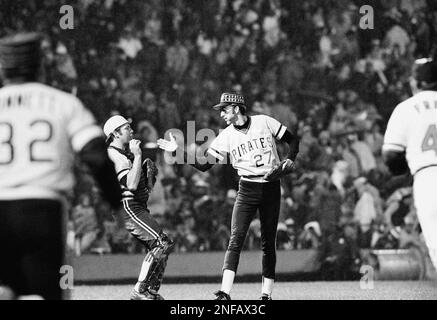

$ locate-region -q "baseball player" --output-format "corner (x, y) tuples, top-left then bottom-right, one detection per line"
(104, 115), (174, 300)
(157, 92), (300, 300)
(0, 32), (122, 299)
(382, 57), (437, 271)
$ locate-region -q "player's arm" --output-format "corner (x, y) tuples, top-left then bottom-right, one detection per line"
(125, 139), (143, 190)
(382, 149), (409, 176)
(68, 98), (121, 209)
(157, 133), (225, 172)
(280, 129), (300, 162)
(78, 137), (122, 209)
(265, 115), (300, 161)
(382, 103), (409, 176)
(183, 149), (218, 172)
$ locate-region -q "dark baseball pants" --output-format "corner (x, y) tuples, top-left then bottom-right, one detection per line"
(0, 200), (64, 300)
(223, 179), (281, 279)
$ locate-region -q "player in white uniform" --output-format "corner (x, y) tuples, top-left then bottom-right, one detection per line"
(383, 57), (437, 271)
(0, 33), (121, 299)
(158, 92), (300, 300)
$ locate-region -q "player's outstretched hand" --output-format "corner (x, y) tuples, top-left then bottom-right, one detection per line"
(263, 159), (295, 181)
(157, 132), (178, 152)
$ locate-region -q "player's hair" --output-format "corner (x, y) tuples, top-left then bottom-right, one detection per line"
(105, 127), (122, 146)
(412, 57), (437, 90)
(233, 104), (247, 115)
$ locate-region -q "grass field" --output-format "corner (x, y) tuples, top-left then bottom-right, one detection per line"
(72, 281), (437, 300)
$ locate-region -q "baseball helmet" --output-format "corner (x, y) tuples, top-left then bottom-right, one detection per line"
(103, 115), (129, 137)
(411, 57), (437, 89)
(0, 32), (43, 79)
(212, 92), (246, 110)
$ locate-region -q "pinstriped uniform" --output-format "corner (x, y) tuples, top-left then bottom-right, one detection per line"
(108, 146), (161, 243)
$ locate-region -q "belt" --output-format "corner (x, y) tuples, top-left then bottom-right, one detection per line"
(241, 174), (265, 179)
(414, 164), (437, 176)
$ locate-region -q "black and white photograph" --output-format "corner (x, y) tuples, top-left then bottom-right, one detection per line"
(0, 0), (437, 309)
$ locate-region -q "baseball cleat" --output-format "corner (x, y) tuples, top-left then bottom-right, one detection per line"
(213, 290), (231, 300)
(130, 289), (160, 300)
(260, 293), (272, 300)
(148, 289), (165, 300)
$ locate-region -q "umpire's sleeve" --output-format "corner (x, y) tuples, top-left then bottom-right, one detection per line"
(78, 137), (122, 209)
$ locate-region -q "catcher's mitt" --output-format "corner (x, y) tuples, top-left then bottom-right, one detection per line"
(263, 159), (295, 181)
(143, 158), (158, 192)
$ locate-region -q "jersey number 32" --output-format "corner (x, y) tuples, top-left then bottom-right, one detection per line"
(0, 120), (54, 165)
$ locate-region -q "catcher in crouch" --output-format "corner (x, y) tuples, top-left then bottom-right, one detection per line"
(104, 115), (174, 300)
(158, 92), (300, 300)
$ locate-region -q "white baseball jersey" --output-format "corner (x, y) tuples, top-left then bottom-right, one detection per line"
(383, 89), (437, 269)
(207, 115), (287, 182)
(0, 82), (103, 200)
(383, 90), (437, 175)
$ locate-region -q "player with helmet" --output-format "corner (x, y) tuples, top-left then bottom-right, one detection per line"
(158, 92), (300, 300)
(383, 57), (437, 271)
(0, 32), (122, 299)
(103, 115), (174, 300)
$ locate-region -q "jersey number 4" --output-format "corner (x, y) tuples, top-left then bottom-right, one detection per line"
(0, 120), (54, 165)
(421, 124), (437, 155)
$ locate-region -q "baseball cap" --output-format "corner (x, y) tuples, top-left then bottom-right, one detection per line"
(103, 115), (129, 137)
(212, 92), (245, 110)
(412, 57), (437, 88)
(0, 32), (42, 77)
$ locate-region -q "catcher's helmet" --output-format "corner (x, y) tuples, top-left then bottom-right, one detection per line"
(103, 115), (130, 137)
(0, 32), (43, 79)
(411, 58), (437, 90)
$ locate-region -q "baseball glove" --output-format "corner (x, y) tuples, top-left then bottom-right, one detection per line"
(143, 158), (158, 192)
(263, 159), (295, 181)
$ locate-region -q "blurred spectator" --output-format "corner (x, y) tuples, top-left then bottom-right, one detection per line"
(6, 0), (434, 255)
(117, 26), (143, 59)
(347, 132), (377, 174)
(353, 177), (382, 247)
(319, 225), (361, 280)
(71, 194), (100, 256)
(297, 221), (322, 249)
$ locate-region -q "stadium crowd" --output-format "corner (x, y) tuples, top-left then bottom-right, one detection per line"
(2, 0), (436, 276)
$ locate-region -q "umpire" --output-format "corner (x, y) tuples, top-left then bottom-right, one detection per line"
(0, 33), (122, 299)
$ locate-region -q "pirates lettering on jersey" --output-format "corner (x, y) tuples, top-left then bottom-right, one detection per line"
(231, 136), (273, 161)
(208, 115), (287, 179)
